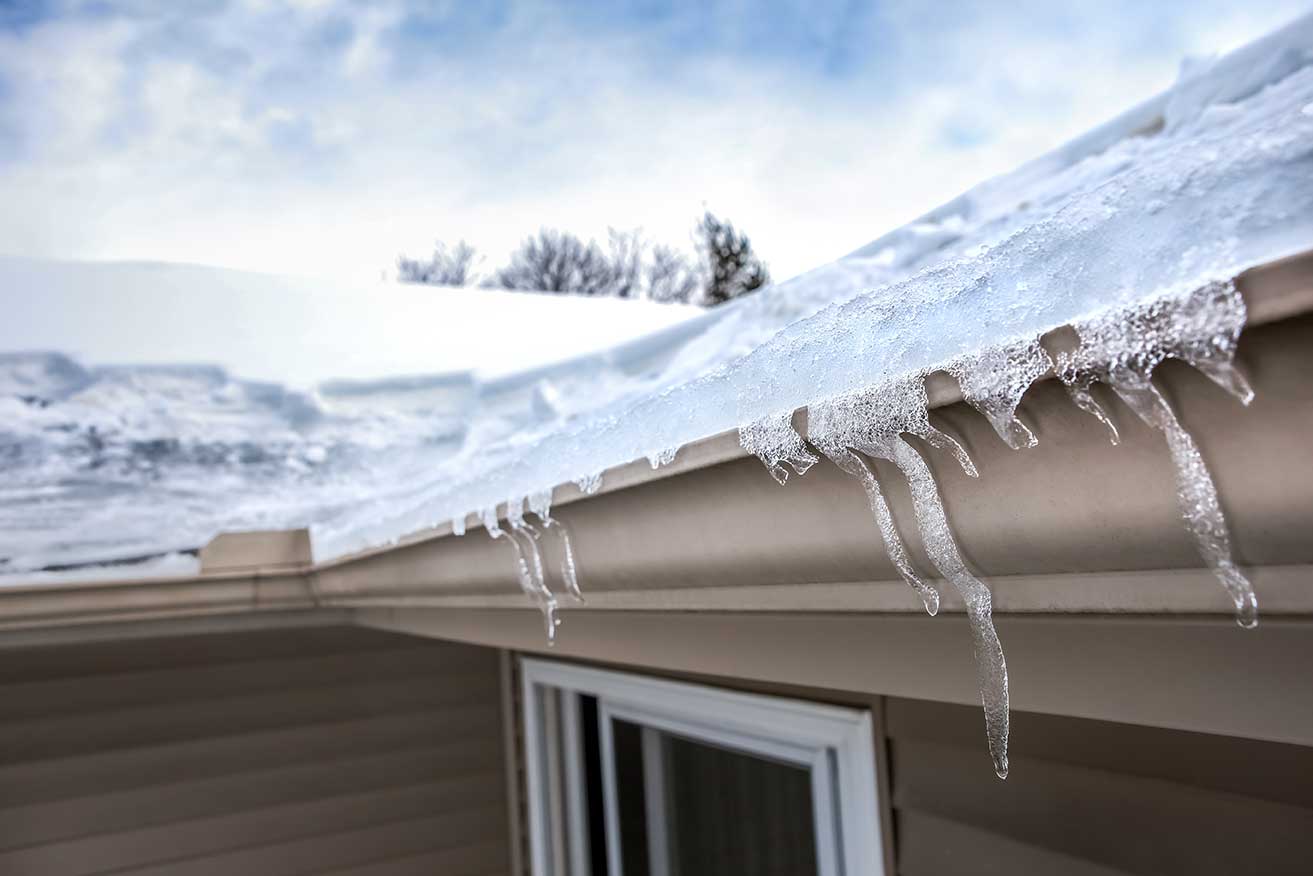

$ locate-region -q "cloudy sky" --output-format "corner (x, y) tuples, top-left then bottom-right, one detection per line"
(0, 0), (1308, 285)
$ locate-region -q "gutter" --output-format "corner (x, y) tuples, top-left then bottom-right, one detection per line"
(2, 251), (1310, 634)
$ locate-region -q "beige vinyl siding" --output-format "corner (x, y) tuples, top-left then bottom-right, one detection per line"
(0, 625), (510, 876)
(886, 697), (1313, 876)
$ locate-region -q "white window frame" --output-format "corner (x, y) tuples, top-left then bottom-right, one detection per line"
(521, 658), (884, 876)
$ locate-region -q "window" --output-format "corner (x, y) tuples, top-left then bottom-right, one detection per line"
(520, 659), (884, 876)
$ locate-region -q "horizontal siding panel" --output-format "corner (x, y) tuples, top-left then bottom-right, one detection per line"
(0, 626), (510, 875)
(0, 673), (496, 764)
(0, 776), (504, 876)
(0, 706), (499, 806)
(0, 626), (415, 684)
(896, 809), (1131, 876)
(0, 644), (493, 721)
(887, 697), (1313, 876)
(312, 841), (507, 876)
(892, 737), (1313, 875)
(886, 697), (1313, 809)
(0, 744), (492, 851)
(112, 807), (506, 876)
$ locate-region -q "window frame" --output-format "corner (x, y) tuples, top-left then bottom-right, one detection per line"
(520, 657), (884, 876)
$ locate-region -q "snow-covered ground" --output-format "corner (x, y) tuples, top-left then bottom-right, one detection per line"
(0, 264), (698, 576)
(3, 13), (1313, 583)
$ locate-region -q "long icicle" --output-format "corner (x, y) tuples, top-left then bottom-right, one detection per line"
(1057, 280), (1257, 626)
(822, 445), (940, 615)
(808, 375), (1009, 777)
(493, 502), (560, 642)
(741, 411), (935, 612)
(1109, 376), (1258, 627)
(866, 435), (1010, 779)
(527, 489), (584, 604)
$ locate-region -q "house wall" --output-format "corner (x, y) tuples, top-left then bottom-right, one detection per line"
(0, 624), (512, 876)
(882, 696), (1313, 876)
(359, 608), (1313, 874)
(516, 657), (1313, 876)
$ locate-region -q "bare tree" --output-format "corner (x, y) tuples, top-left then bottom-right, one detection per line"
(605, 229), (645, 300)
(397, 240), (480, 286)
(485, 229), (618, 296)
(646, 243), (702, 303)
(397, 212), (768, 307)
(696, 211), (769, 306)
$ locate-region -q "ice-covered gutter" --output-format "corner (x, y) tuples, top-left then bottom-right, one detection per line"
(327, 13), (1313, 557)
(314, 14), (1313, 778)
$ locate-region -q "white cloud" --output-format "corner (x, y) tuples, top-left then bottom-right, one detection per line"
(0, 0), (1307, 288)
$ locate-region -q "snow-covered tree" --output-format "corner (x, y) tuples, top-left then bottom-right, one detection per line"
(396, 240), (480, 286)
(696, 211), (769, 306)
(396, 213), (768, 307)
(485, 229), (621, 297)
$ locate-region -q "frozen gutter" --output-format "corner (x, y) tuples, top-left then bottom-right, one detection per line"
(2, 250), (1311, 634)
(314, 248), (1313, 568)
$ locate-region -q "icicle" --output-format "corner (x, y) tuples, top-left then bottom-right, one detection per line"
(1055, 363), (1122, 445)
(480, 507), (503, 538)
(818, 442), (939, 615)
(575, 472), (603, 494)
(871, 434), (1010, 778)
(738, 411), (819, 485)
(527, 489), (553, 520)
(740, 401), (936, 612)
(489, 500), (561, 643)
(1057, 280), (1257, 627)
(947, 336), (1052, 449)
(647, 446), (679, 469)
(525, 487), (584, 604)
(451, 514), (467, 536)
(809, 374), (1009, 777)
(539, 514), (584, 603)
(507, 498), (547, 594)
(1110, 378), (1257, 627)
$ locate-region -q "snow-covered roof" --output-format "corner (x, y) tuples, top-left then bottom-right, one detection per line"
(3, 12), (1313, 581)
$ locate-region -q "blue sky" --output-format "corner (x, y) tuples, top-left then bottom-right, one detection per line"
(0, 0), (1307, 283)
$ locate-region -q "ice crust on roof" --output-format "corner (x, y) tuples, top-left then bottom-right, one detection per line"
(310, 15), (1313, 563)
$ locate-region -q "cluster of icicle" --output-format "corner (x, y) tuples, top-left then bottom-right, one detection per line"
(739, 279), (1256, 779)
(471, 488), (585, 643)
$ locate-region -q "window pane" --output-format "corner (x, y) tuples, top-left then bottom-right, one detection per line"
(612, 719), (651, 875)
(611, 719), (819, 876)
(579, 695), (610, 875)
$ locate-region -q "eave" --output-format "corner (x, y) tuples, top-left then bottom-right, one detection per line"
(3, 250), (1312, 633)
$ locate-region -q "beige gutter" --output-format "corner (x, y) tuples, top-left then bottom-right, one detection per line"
(2, 251), (1312, 633)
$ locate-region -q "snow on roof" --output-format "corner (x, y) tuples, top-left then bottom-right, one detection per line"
(3, 13), (1313, 582)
